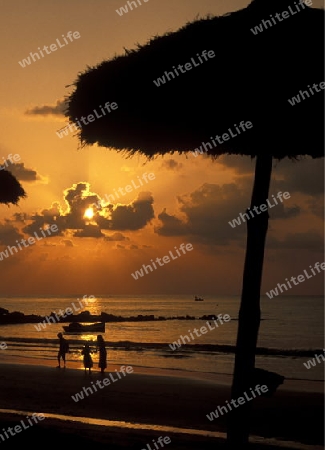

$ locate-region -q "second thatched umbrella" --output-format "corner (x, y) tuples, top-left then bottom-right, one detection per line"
(0, 169), (26, 205)
(66, 0), (324, 447)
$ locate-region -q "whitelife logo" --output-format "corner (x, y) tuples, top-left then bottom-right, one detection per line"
(92, 173), (155, 209)
(303, 350), (325, 369)
(206, 384), (268, 421)
(190, 121), (253, 157)
(0, 413), (45, 443)
(141, 436), (171, 450)
(228, 191), (291, 228)
(288, 80), (325, 106)
(153, 50), (215, 87)
(131, 243), (193, 280)
(18, 31), (81, 68)
(0, 225), (59, 261)
(34, 295), (95, 331)
(250, 0), (313, 35)
(116, 0), (149, 16)
(266, 261), (325, 299)
(56, 102), (118, 139)
(0, 153), (21, 170)
(169, 314), (231, 350)
(71, 365), (134, 402)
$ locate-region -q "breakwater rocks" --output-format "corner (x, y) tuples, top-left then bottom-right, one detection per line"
(0, 308), (222, 325)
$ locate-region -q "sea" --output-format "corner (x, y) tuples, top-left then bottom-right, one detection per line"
(0, 294), (323, 383)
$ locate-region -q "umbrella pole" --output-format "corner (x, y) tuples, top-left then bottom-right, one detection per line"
(227, 153), (273, 449)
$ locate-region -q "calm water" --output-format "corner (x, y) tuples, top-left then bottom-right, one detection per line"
(0, 295), (323, 382)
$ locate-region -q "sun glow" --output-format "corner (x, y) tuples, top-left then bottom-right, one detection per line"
(84, 207), (94, 220)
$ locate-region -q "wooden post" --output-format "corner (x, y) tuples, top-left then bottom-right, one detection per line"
(227, 154), (273, 449)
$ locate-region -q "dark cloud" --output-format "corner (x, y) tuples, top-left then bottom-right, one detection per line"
(41, 203), (61, 218)
(62, 183), (100, 230)
(306, 197), (324, 219)
(104, 232), (129, 241)
(268, 203), (301, 220)
(61, 239), (74, 247)
(22, 183), (154, 238)
(108, 192), (155, 231)
(155, 183), (249, 245)
(74, 225), (105, 238)
(156, 209), (187, 236)
(7, 163), (43, 182)
(22, 213), (62, 238)
(25, 99), (66, 116)
(0, 223), (24, 246)
(155, 182), (309, 246)
(219, 155), (256, 174)
(161, 159), (183, 171)
(267, 231), (323, 252)
(272, 157), (324, 196)
(220, 155), (324, 198)
(12, 212), (28, 222)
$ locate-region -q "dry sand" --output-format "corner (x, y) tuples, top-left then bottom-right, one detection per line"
(0, 358), (323, 449)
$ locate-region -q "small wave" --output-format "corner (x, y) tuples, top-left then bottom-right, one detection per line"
(0, 337), (322, 358)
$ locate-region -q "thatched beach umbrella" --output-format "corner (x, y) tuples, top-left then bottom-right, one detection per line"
(66, 0), (324, 447)
(0, 170), (26, 205)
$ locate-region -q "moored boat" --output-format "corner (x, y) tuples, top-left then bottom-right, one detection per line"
(62, 322), (105, 333)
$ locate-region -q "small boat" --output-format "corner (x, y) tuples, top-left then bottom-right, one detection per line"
(194, 296), (204, 301)
(62, 322), (105, 333)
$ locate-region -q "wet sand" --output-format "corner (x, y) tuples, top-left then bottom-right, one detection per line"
(0, 359), (323, 449)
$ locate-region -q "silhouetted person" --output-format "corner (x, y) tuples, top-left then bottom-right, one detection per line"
(57, 332), (69, 368)
(96, 335), (107, 374)
(81, 342), (93, 374)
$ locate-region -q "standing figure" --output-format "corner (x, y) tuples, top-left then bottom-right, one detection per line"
(57, 332), (69, 369)
(81, 343), (93, 374)
(96, 334), (107, 374)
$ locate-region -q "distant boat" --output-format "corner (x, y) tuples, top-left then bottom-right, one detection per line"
(62, 322), (105, 333)
(194, 296), (204, 302)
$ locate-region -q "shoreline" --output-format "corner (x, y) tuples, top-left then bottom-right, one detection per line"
(0, 360), (323, 448)
(0, 354), (323, 392)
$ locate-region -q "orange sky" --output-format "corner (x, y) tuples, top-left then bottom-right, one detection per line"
(0, 0), (324, 295)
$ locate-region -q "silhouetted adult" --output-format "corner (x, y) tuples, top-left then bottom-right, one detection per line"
(57, 332), (69, 369)
(96, 335), (107, 374)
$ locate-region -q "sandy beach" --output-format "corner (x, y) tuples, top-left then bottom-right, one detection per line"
(0, 358), (323, 449)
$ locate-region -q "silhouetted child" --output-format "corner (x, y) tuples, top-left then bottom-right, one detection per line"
(81, 343), (93, 374)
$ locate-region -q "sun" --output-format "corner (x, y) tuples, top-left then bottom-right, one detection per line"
(84, 207), (94, 221)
